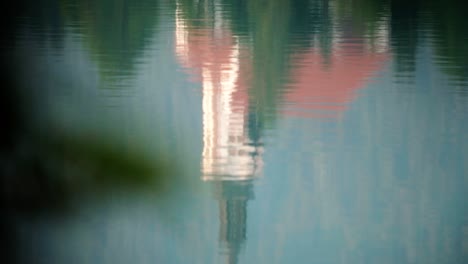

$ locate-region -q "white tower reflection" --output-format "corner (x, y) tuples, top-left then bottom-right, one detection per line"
(175, 3), (262, 263)
(175, 3), (262, 181)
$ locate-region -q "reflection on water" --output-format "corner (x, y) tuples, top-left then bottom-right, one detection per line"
(285, 15), (389, 118)
(175, 4), (262, 180)
(214, 180), (253, 264)
(61, 0), (160, 88)
(175, 5), (260, 262)
(4, 0), (468, 263)
(282, 1), (390, 118)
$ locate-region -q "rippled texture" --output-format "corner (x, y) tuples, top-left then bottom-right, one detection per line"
(3, 0), (468, 263)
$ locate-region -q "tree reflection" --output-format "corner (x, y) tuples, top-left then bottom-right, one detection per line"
(337, 0), (468, 84)
(60, 0), (160, 87)
(7, 0), (160, 88)
(428, 0), (468, 83)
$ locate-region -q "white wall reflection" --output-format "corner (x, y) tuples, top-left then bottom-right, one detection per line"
(175, 4), (263, 181)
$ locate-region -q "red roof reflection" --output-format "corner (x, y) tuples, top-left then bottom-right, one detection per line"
(284, 44), (388, 118)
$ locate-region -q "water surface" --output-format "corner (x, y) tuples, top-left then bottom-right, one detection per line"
(6, 0), (468, 263)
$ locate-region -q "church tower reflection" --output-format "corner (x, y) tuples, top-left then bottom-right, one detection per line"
(212, 180), (254, 264)
(175, 3), (262, 263)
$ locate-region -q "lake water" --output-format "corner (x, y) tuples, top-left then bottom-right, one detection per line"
(5, 0), (468, 263)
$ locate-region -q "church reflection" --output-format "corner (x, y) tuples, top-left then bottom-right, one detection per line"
(175, 3), (262, 263)
(174, 1), (389, 262)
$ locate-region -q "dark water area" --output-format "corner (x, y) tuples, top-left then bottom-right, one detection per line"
(1, 0), (467, 263)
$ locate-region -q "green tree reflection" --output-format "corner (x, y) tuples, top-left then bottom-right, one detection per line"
(6, 0), (161, 87)
(334, 0), (468, 83)
(60, 0), (160, 87)
(427, 0), (468, 82)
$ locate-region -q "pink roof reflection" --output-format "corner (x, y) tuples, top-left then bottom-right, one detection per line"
(284, 44), (388, 118)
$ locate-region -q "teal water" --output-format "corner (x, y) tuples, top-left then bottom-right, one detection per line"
(5, 0), (468, 263)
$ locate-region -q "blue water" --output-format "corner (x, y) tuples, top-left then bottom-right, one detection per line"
(6, 0), (467, 263)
